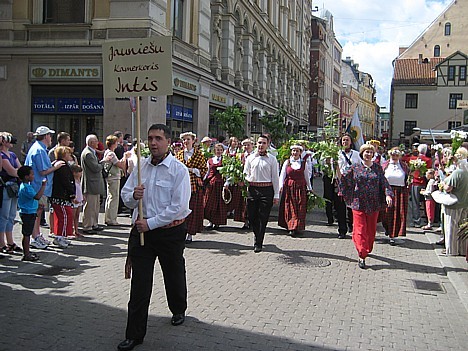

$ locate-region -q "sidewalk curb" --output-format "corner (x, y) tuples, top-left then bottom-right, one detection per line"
(425, 231), (468, 312)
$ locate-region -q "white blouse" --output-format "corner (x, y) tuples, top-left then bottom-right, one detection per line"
(384, 161), (406, 187)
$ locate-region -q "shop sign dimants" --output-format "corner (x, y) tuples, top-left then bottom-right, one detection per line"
(30, 65), (102, 81)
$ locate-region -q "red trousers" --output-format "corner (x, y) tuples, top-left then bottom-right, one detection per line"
(352, 210), (379, 259)
(425, 199), (436, 224)
(52, 203), (73, 237)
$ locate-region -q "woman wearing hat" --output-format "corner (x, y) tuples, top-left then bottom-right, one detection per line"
(278, 144), (312, 237)
(176, 132), (207, 243)
(337, 144), (394, 269)
(381, 147), (410, 245)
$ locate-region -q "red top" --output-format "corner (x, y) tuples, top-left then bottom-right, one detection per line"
(410, 154), (432, 186)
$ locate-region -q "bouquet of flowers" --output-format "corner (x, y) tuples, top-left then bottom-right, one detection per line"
(307, 192), (329, 212)
(409, 158), (427, 173)
(450, 130), (468, 155)
(218, 155), (249, 197)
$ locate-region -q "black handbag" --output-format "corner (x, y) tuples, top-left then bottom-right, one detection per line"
(0, 178), (19, 198)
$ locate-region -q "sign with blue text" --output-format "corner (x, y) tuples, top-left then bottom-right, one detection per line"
(102, 36), (173, 98)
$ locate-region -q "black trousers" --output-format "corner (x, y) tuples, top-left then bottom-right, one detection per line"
(247, 186), (274, 247)
(125, 223), (187, 340)
(323, 175), (352, 235)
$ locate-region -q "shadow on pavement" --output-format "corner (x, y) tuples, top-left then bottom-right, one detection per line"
(0, 283), (337, 351)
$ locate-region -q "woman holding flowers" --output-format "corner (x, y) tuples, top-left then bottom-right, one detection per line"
(381, 147), (410, 245)
(203, 143), (227, 229)
(278, 145), (312, 237)
(409, 144), (432, 227)
(337, 144), (394, 269)
(176, 132), (207, 244)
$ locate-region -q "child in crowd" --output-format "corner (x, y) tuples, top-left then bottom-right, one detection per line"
(71, 164), (84, 238)
(18, 166), (46, 261)
(421, 168), (437, 231)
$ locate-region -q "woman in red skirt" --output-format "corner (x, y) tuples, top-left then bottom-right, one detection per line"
(381, 147), (410, 245)
(224, 137), (244, 223)
(278, 145), (312, 237)
(204, 144), (227, 229)
(176, 132), (207, 244)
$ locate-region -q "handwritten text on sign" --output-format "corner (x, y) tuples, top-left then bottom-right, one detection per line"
(102, 36), (173, 98)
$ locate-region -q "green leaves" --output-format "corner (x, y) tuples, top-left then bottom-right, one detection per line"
(213, 106), (246, 139)
(218, 155), (248, 198)
(260, 108), (289, 145)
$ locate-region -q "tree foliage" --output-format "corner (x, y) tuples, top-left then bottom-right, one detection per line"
(213, 106), (246, 139)
(260, 108), (289, 146)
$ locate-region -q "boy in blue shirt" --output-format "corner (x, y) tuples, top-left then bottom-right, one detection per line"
(18, 166), (46, 261)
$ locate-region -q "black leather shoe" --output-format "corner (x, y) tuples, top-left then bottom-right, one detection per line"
(253, 245), (262, 253)
(358, 258), (366, 269)
(288, 230), (294, 236)
(204, 224), (214, 230)
(83, 229), (97, 234)
(92, 225), (105, 232)
(117, 338), (143, 351)
(171, 313), (185, 326)
(338, 234), (346, 239)
(435, 239), (445, 246)
(171, 313), (185, 327)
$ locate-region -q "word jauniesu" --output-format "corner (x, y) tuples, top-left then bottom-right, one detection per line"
(108, 42), (165, 62)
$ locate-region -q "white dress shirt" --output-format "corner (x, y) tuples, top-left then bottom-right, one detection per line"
(121, 153), (191, 230)
(244, 152), (280, 199)
(384, 161), (406, 186)
(279, 157), (312, 191)
(337, 149), (361, 173)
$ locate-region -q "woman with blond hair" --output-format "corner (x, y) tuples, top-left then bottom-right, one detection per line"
(103, 135), (130, 226)
(338, 144), (394, 269)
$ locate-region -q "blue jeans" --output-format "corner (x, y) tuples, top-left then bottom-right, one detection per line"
(0, 186), (18, 232)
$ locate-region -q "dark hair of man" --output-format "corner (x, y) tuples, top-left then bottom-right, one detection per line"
(113, 131), (123, 138)
(36, 134), (46, 141)
(57, 132), (70, 144)
(148, 124), (171, 139)
(18, 165), (33, 181)
(259, 134), (270, 143)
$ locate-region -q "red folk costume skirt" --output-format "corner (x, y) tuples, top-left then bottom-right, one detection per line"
(382, 185), (408, 238)
(186, 189), (204, 235)
(228, 185), (246, 222)
(204, 179), (227, 225)
(278, 162), (308, 231)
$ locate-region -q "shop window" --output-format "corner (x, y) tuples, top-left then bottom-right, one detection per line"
(166, 95), (194, 140)
(43, 0), (85, 24)
(209, 106), (226, 139)
(405, 93), (418, 109)
(434, 45), (440, 57)
(449, 93), (462, 109)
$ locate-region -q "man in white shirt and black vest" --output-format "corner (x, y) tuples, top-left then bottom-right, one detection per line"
(244, 135), (280, 253)
(117, 124), (191, 351)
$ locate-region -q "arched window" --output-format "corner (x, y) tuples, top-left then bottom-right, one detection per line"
(434, 45), (441, 57)
(444, 22), (451, 36)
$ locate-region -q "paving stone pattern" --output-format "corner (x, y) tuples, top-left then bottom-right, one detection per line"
(1, 204), (467, 350)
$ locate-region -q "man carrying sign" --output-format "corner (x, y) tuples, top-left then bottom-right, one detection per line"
(118, 124), (191, 351)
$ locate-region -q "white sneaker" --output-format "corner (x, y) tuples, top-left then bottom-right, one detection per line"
(38, 234), (51, 245)
(53, 236), (69, 248)
(30, 237), (47, 249)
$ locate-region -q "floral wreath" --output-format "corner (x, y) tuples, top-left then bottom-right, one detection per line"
(222, 187), (232, 204)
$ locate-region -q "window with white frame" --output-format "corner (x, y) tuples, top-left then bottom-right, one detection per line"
(43, 0), (85, 23)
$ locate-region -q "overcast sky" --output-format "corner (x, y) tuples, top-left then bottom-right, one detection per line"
(319, 0), (452, 109)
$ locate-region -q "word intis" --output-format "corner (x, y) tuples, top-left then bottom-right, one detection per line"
(115, 76), (158, 93)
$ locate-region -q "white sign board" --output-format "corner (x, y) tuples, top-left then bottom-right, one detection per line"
(102, 36), (173, 98)
(456, 100), (468, 109)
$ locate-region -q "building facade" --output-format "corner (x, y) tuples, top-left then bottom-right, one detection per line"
(0, 0), (312, 152)
(390, 0), (468, 145)
(309, 10), (342, 135)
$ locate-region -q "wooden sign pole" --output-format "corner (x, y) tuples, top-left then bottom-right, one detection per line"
(135, 97), (144, 246)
